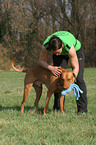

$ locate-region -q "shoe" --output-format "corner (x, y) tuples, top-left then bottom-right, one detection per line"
(78, 112), (87, 115)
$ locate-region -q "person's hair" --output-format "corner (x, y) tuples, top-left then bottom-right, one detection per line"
(49, 35), (62, 51)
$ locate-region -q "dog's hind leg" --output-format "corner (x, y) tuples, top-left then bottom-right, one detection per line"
(33, 84), (42, 111)
(21, 83), (32, 113)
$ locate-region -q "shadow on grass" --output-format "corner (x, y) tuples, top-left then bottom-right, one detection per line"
(0, 105), (52, 115)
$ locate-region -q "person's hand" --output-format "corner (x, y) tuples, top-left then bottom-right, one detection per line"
(49, 66), (62, 76)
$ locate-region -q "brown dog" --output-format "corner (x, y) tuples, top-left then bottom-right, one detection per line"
(12, 58), (75, 115)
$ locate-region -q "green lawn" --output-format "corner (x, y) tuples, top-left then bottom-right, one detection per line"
(0, 68), (96, 145)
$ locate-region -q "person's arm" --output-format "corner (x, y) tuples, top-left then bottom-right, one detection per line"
(68, 45), (79, 78)
(39, 45), (62, 76)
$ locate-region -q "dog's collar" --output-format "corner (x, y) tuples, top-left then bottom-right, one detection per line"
(73, 73), (76, 78)
(73, 73), (77, 82)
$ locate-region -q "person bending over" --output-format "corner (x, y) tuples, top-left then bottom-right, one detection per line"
(39, 31), (87, 114)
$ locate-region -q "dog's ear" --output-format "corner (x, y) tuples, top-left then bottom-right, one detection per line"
(57, 74), (64, 90)
(59, 74), (64, 83)
(73, 73), (77, 82)
(60, 74), (64, 80)
(60, 74), (62, 78)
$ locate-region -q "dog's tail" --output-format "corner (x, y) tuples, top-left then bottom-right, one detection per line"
(12, 58), (29, 72)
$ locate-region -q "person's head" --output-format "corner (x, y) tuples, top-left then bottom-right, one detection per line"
(49, 35), (63, 55)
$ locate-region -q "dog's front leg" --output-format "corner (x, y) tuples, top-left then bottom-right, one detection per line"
(43, 91), (52, 116)
(60, 95), (65, 115)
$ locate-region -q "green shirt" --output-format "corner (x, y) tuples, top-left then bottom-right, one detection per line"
(43, 31), (81, 55)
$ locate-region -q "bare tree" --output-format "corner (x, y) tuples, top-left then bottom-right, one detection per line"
(0, 0), (96, 69)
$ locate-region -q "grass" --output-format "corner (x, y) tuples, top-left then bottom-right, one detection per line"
(0, 68), (96, 145)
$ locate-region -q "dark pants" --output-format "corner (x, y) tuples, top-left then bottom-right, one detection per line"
(53, 48), (87, 113)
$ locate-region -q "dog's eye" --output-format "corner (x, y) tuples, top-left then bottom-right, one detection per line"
(68, 79), (71, 81)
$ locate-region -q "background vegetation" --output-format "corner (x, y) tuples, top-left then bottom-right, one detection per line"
(0, 0), (96, 70)
(0, 68), (96, 144)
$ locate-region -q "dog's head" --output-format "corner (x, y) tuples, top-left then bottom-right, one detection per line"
(57, 68), (75, 91)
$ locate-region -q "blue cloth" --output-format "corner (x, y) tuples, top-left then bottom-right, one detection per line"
(61, 84), (83, 100)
